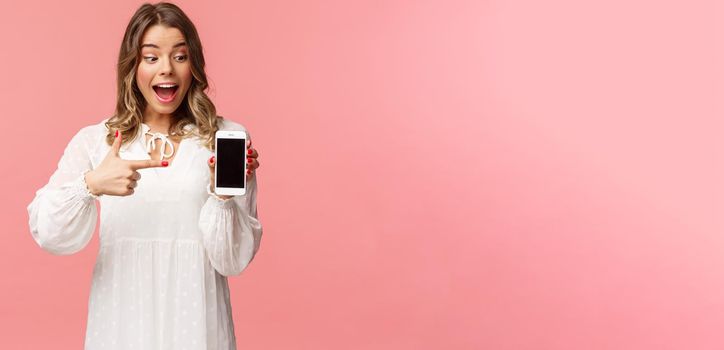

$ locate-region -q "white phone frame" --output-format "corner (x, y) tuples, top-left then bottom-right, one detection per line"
(214, 130), (247, 196)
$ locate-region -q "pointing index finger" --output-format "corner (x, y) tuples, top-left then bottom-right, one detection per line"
(127, 159), (167, 170)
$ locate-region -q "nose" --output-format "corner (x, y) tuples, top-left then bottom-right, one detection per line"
(159, 56), (174, 75)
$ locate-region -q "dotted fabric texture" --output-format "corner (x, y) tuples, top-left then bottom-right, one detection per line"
(27, 118), (263, 349)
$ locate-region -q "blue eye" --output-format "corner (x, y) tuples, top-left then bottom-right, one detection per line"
(143, 56), (157, 62)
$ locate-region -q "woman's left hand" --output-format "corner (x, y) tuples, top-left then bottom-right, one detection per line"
(207, 139), (260, 200)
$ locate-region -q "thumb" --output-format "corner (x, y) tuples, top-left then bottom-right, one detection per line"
(110, 129), (122, 157)
(208, 155), (216, 173)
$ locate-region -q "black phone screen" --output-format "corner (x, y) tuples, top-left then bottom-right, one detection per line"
(216, 138), (246, 189)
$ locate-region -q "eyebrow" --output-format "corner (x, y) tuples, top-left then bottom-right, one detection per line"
(141, 41), (187, 49)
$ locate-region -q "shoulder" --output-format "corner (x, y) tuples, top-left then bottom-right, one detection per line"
(68, 118), (111, 148)
(85, 118), (111, 139)
(84, 118), (111, 135)
(217, 116), (253, 138)
(217, 116), (248, 132)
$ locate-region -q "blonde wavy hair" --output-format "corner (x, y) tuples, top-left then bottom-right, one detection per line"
(104, 2), (223, 151)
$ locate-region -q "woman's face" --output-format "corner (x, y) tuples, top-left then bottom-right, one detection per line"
(136, 24), (192, 119)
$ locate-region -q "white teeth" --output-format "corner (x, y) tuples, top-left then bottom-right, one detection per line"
(155, 84), (177, 88)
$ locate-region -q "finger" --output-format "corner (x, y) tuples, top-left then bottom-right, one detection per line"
(127, 159), (167, 170)
(128, 180), (137, 189)
(246, 147), (258, 158)
(247, 159), (259, 172)
(246, 158), (259, 170)
(132, 171), (141, 181)
(111, 129), (122, 157)
(208, 155), (216, 176)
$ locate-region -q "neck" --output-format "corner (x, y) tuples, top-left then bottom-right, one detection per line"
(142, 108), (175, 134)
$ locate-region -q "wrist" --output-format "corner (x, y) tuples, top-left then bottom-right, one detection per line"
(82, 170), (102, 198)
(206, 183), (233, 201)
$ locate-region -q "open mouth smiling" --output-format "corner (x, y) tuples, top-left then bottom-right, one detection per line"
(152, 82), (179, 103)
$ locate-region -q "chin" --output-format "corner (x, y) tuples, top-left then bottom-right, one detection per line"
(155, 105), (180, 114)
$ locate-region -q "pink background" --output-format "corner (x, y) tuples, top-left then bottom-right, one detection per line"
(1, 0), (722, 348)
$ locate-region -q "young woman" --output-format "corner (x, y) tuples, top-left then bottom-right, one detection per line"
(26, 3), (262, 349)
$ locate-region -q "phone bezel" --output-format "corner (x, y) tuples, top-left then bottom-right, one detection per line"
(214, 130), (247, 196)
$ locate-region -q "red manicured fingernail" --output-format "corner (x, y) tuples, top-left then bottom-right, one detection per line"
(247, 149), (252, 155)
(162, 161), (168, 166)
(247, 158), (252, 163)
(115, 130), (119, 137)
(210, 156), (215, 164)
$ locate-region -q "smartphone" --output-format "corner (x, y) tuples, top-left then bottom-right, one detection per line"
(214, 130), (247, 196)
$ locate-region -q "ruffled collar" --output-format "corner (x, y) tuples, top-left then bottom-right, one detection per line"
(140, 122), (195, 135)
(140, 123), (195, 160)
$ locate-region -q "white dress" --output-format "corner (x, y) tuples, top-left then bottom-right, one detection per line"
(26, 117), (263, 350)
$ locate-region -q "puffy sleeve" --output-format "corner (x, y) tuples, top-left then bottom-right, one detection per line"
(198, 130), (263, 277)
(26, 126), (99, 255)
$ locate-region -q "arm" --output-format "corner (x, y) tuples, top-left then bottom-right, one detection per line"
(198, 131), (263, 277)
(26, 127), (99, 255)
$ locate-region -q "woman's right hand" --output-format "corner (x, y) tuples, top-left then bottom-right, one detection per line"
(84, 130), (168, 196)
